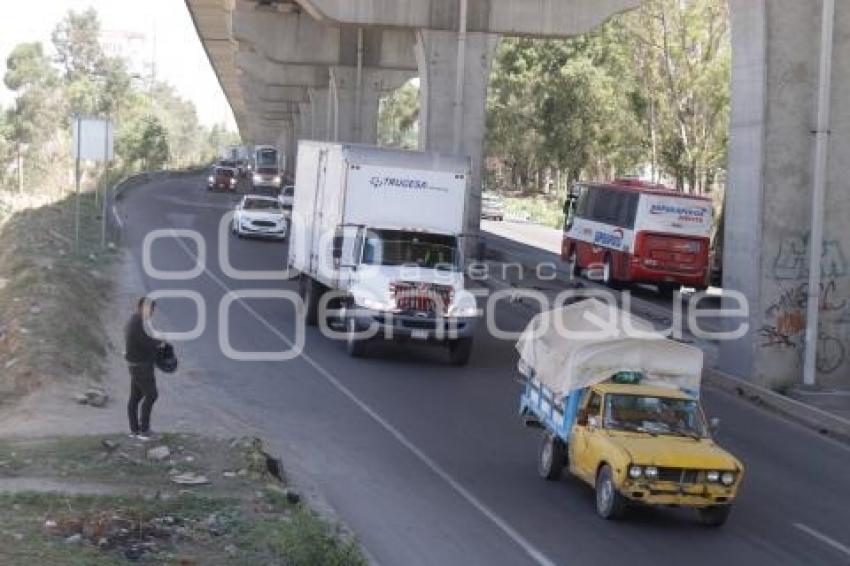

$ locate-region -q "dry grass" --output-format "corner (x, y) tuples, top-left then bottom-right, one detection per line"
(0, 188), (117, 403)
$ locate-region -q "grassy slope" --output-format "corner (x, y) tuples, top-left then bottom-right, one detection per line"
(0, 435), (366, 565)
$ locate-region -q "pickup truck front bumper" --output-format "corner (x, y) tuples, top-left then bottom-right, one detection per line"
(620, 479), (739, 508)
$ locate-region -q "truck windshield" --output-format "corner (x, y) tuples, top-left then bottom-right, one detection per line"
(256, 150), (277, 168)
(362, 230), (459, 271)
(603, 394), (707, 438)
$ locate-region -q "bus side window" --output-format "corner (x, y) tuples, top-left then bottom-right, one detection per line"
(575, 186), (590, 219)
(620, 192), (639, 229)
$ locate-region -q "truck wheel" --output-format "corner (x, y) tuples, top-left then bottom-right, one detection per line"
(448, 336), (473, 366)
(537, 432), (566, 481)
(697, 505), (732, 527)
(345, 317), (368, 358)
(595, 465), (626, 520)
(299, 276), (322, 327)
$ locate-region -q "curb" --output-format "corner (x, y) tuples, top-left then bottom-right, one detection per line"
(705, 367), (850, 445)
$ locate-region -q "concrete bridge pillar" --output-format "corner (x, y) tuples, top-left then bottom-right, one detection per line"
(722, 0), (850, 390)
(415, 29), (499, 241)
(330, 67), (413, 144)
(307, 87), (332, 141)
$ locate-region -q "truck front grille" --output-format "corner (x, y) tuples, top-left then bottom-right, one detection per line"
(390, 282), (454, 315)
(656, 468), (700, 484)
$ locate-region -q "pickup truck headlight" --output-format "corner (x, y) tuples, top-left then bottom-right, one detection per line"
(720, 471), (735, 486)
(628, 465), (643, 479)
(706, 470), (720, 482)
(644, 466), (658, 479)
(253, 174), (262, 183)
(207, 175), (214, 183)
(273, 175), (282, 185)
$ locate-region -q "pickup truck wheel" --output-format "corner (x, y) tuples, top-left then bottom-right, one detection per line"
(697, 505), (732, 527)
(537, 432), (566, 481)
(595, 465), (626, 520)
(299, 276), (322, 327)
(448, 336), (473, 366)
(345, 317), (368, 358)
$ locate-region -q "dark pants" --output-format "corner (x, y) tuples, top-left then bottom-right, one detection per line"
(128, 364), (158, 434)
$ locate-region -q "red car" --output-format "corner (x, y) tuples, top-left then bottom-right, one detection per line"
(207, 166), (238, 191)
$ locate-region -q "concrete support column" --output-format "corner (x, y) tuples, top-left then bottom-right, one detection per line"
(721, 0), (850, 390)
(308, 87), (331, 140)
(330, 67), (409, 144)
(415, 28), (498, 242)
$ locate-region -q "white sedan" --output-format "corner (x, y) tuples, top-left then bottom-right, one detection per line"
(231, 195), (289, 240)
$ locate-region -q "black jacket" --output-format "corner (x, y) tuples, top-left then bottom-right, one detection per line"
(124, 313), (160, 365)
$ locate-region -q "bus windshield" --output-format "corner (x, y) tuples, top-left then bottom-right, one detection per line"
(362, 230), (459, 271)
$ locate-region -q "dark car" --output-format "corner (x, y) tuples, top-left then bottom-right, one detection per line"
(207, 166), (239, 191)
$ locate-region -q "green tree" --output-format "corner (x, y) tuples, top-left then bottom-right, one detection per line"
(52, 8), (104, 80)
(485, 0), (729, 195)
(4, 42), (65, 189)
(378, 80), (419, 149)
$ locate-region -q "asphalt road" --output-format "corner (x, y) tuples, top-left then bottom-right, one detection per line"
(117, 174), (850, 566)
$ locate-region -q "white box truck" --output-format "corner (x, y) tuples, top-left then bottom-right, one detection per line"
(288, 142), (479, 365)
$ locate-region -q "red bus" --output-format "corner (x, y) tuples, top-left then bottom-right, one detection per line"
(561, 178), (714, 293)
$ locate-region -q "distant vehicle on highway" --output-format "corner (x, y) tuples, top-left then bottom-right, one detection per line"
(252, 145), (282, 192)
(562, 178), (713, 294)
(207, 166), (239, 192)
(289, 142), (479, 365)
(481, 192), (505, 221)
(231, 194), (288, 239)
(518, 299), (743, 526)
(278, 185), (294, 210)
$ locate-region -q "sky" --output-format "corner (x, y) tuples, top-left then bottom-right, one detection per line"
(0, 0), (236, 130)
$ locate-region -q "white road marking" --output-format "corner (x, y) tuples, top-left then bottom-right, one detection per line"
(167, 231), (556, 566)
(793, 522), (850, 558)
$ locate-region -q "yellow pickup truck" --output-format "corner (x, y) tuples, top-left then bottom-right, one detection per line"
(517, 299), (744, 526)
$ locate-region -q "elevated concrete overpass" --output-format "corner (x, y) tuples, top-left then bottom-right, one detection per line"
(187, 0), (850, 395)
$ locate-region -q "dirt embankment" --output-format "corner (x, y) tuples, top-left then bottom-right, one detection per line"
(0, 189), (117, 405)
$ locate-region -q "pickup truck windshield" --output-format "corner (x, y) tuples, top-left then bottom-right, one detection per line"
(362, 230), (459, 271)
(603, 394), (707, 438)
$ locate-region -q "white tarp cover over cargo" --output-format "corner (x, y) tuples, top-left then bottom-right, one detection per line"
(516, 298), (703, 399)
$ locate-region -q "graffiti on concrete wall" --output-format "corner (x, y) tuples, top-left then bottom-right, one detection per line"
(772, 232), (848, 280)
(761, 230), (850, 375)
(759, 279), (847, 374)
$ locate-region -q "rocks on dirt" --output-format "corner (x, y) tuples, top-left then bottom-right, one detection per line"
(170, 472), (209, 486)
(146, 445), (171, 461)
(74, 388), (109, 407)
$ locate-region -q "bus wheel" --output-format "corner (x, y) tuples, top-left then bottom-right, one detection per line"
(603, 256), (621, 290)
(658, 283), (680, 298)
(566, 249), (580, 281)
